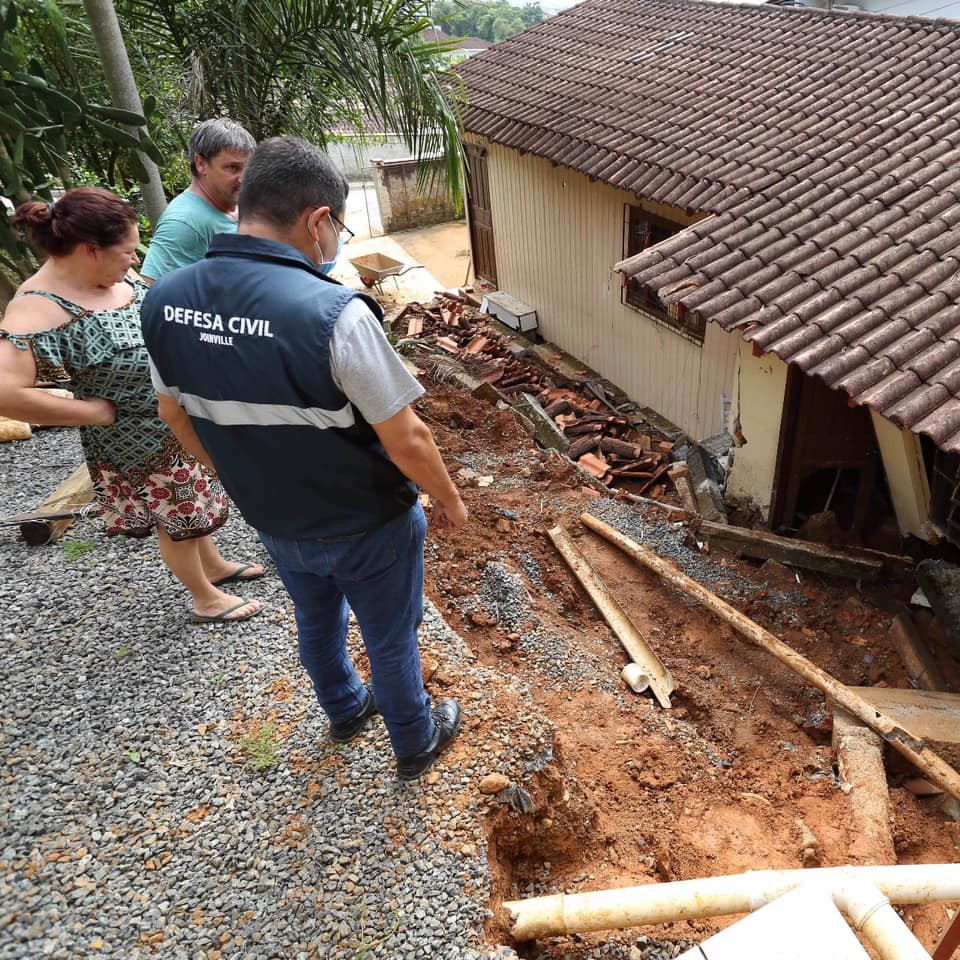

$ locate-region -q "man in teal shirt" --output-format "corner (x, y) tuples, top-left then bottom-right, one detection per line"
(142, 118), (256, 283)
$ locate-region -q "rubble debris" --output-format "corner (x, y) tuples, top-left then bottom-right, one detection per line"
(697, 520), (887, 581)
(887, 611), (947, 692)
(396, 294), (678, 500)
(514, 393), (570, 453)
(850, 687), (960, 745)
(14, 463), (93, 546)
(479, 772), (511, 794)
(547, 523), (674, 708)
(580, 511), (960, 802)
(668, 463), (699, 515)
(0, 417), (31, 442)
(915, 560), (960, 656)
(795, 818), (824, 866)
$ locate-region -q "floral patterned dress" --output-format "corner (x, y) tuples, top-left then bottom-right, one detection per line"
(0, 276), (229, 540)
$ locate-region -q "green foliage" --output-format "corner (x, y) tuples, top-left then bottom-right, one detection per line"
(60, 538), (97, 561)
(241, 723), (281, 771)
(116, 0), (467, 201)
(434, 0), (544, 42)
(0, 0), (160, 281)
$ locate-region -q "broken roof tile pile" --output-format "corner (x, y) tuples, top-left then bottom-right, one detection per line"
(401, 296), (674, 493)
(455, 0), (960, 451)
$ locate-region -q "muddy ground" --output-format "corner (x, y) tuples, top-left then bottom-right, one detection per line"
(410, 362), (960, 957)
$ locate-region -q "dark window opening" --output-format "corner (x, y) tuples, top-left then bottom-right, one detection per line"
(622, 203), (705, 343)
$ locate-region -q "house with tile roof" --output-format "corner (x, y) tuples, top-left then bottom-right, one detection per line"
(456, 0), (960, 546)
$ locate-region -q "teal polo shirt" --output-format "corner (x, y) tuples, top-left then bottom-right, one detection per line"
(142, 190), (238, 281)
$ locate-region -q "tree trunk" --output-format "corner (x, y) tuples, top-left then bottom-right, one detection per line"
(82, 0), (167, 227)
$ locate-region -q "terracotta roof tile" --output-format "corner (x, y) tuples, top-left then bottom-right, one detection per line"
(834, 353), (894, 394)
(914, 398), (960, 444)
(458, 0), (960, 450)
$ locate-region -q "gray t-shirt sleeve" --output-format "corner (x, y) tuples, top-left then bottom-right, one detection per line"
(330, 297), (424, 424)
(147, 355), (173, 396)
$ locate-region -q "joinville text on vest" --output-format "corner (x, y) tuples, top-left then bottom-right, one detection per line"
(163, 305), (274, 346)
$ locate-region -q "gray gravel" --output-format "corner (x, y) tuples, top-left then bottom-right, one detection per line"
(0, 427), (534, 960)
(583, 499), (807, 619)
(0, 427), (692, 960)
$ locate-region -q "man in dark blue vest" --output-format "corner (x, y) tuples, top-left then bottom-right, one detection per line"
(140, 136), (466, 781)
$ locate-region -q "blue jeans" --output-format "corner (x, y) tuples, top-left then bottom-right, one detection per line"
(257, 503), (433, 758)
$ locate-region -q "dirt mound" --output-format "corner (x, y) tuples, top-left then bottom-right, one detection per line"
(417, 373), (959, 957)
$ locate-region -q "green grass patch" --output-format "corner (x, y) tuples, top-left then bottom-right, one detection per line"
(60, 539), (97, 561)
(241, 724), (281, 771)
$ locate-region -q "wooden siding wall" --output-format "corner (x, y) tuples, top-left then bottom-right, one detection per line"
(478, 138), (740, 440)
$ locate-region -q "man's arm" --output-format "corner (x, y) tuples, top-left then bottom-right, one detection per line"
(157, 393), (216, 471)
(372, 406), (468, 530)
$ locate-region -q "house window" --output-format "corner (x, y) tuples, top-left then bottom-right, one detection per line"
(623, 203), (705, 344)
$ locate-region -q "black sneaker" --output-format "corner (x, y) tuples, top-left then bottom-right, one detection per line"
(328, 685), (378, 743)
(396, 699), (462, 781)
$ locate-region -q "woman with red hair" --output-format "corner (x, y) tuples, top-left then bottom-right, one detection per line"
(0, 187), (264, 622)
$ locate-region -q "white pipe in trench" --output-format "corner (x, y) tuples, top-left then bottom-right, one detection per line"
(505, 864), (960, 941)
(830, 874), (931, 960)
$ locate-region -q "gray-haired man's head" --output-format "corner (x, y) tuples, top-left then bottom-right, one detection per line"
(189, 118), (256, 177)
(239, 136), (349, 228)
(188, 118), (256, 213)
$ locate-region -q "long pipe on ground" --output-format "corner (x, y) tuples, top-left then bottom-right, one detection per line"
(504, 864), (960, 941)
(579, 512), (960, 803)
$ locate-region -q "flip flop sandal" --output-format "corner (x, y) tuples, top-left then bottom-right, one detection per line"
(191, 600), (264, 624)
(210, 563), (266, 587)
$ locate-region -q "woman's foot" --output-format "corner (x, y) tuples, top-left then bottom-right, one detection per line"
(192, 590), (264, 622)
(205, 561), (267, 587)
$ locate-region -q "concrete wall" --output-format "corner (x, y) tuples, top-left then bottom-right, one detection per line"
(325, 136), (411, 181)
(372, 157), (460, 233)
(726, 340), (789, 513)
(475, 137), (741, 440)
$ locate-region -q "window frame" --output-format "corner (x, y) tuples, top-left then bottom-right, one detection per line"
(621, 203), (705, 345)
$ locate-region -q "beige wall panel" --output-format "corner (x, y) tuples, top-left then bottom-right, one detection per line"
(727, 340), (789, 512)
(479, 140), (739, 439)
(870, 411), (931, 537)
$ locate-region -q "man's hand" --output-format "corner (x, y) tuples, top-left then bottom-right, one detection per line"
(433, 493), (468, 531)
(82, 397), (117, 426)
(372, 406), (468, 533)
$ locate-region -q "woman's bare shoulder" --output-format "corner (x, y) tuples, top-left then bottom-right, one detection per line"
(1, 287), (69, 335)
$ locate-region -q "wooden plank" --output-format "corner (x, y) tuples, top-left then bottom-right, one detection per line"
(851, 687), (960, 745)
(933, 910), (960, 960)
(581, 512), (960, 803)
(547, 523), (675, 708)
(19, 463), (93, 546)
(698, 520), (885, 581)
(832, 709), (896, 865)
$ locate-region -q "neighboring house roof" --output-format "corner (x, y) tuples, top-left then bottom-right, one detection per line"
(455, 0), (960, 451)
(422, 26), (493, 49)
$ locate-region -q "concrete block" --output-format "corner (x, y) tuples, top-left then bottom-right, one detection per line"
(515, 393), (570, 453)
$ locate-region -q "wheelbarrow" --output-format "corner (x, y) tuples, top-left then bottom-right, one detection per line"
(348, 252), (424, 294)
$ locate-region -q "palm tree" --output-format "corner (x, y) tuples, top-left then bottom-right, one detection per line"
(120, 0), (465, 198)
(83, 0), (166, 225)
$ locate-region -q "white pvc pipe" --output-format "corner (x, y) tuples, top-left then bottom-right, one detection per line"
(505, 864), (960, 940)
(830, 875), (931, 960)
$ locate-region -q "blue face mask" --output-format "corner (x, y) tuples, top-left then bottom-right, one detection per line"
(316, 213), (344, 275)
(319, 232), (345, 276)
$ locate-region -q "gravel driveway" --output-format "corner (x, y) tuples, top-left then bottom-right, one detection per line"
(0, 427), (533, 960)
